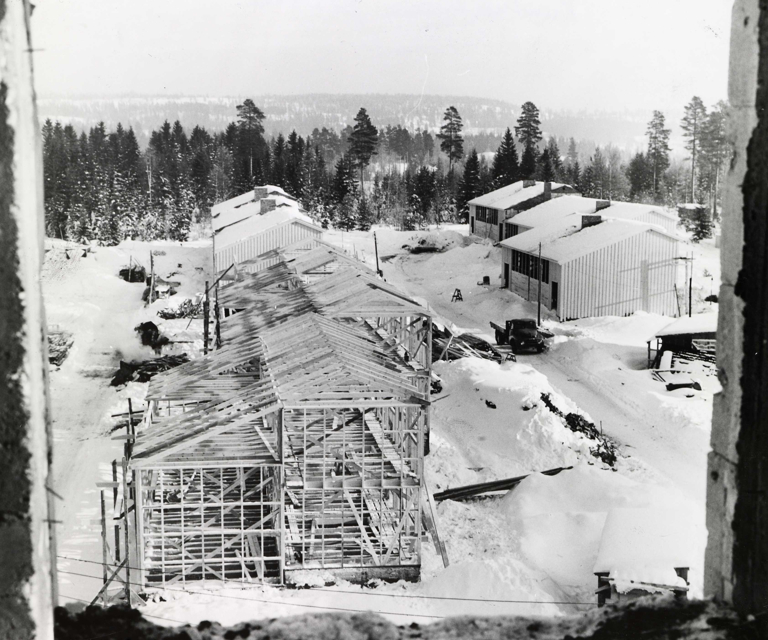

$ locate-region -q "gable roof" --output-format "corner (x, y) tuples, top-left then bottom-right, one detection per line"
(215, 208), (321, 253)
(500, 217), (678, 264)
(511, 196), (679, 234)
(468, 180), (571, 210)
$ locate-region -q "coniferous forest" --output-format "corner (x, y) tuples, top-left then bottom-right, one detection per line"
(42, 97), (730, 245)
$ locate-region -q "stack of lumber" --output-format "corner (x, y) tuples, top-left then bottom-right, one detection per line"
(430, 324), (502, 363)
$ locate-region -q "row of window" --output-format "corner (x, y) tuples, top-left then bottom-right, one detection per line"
(508, 249), (550, 284)
(474, 206), (499, 225)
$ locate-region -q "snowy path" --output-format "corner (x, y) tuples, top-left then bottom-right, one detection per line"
(385, 250), (709, 503)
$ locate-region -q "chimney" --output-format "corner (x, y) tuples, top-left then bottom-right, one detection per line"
(253, 186), (269, 200)
(260, 198), (276, 214)
(595, 200), (611, 212)
(544, 181), (552, 200)
(581, 214), (602, 229)
(523, 179), (536, 188)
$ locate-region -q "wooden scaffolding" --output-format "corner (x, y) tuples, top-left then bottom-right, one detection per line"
(124, 309), (428, 588)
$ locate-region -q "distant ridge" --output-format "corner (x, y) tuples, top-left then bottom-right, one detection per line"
(37, 93), (674, 152)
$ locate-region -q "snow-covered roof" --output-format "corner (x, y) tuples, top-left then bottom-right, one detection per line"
(468, 180), (571, 210)
(655, 312), (718, 338)
(509, 195), (599, 227)
(211, 185), (297, 219)
(215, 207), (319, 251)
(213, 194), (302, 233)
(500, 217), (677, 264)
(511, 197), (678, 233)
(593, 508), (694, 589)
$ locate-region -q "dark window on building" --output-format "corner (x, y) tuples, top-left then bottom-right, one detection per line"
(508, 250), (550, 284)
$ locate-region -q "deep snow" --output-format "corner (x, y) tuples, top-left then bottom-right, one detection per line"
(47, 222), (715, 625)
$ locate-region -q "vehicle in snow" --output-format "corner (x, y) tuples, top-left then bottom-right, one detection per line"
(490, 318), (551, 354)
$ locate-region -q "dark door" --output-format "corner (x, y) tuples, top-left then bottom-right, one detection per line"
(551, 281), (559, 310)
(470, 217), (475, 234)
(503, 263), (510, 289)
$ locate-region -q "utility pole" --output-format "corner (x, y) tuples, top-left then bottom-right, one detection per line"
(537, 243), (543, 326)
(374, 232), (382, 277)
(203, 281), (210, 355)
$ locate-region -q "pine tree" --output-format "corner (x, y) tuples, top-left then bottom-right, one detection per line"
(681, 96), (708, 203)
(347, 107), (379, 191)
(457, 149), (480, 221)
(515, 102), (543, 148)
(436, 106), (464, 173)
(646, 110), (671, 202)
(699, 101), (729, 219)
(491, 128), (519, 187)
(236, 98), (266, 184)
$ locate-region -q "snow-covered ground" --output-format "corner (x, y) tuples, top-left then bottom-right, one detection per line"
(47, 223), (715, 626)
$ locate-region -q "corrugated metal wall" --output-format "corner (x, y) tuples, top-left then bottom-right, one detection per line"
(559, 230), (678, 320)
(215, 221), (323, 273)
(632, 210), (678, 234)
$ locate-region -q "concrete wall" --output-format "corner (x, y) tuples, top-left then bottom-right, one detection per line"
(0, 1), (56, 638)
(705, 0), (759, 611)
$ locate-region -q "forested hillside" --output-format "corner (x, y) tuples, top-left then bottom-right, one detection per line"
(39, 94), (660, 150)
(41, 97), (729, 245)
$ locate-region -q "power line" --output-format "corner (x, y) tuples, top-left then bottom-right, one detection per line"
(57, 569), (445, 620)
(57, 556), (595, 607)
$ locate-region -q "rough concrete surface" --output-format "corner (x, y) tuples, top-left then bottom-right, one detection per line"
(53, 598), (761, 640)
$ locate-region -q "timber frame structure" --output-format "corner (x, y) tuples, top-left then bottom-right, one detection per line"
(114, 244), (433, 590)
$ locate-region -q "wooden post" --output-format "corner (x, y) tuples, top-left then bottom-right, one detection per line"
(112, 460), (121, 562)
(121, 458), (132, 607)
(537, 242), (542, 326)
(374, 232), (381, 277)
(203, 280), (210, 355)
(148, 251), (155, 306)
(100, 491), (109, 604)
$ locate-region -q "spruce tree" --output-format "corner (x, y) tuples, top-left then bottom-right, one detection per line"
(681, 96), (708, 203)
(491, 128), (519, 186)
(356, 196), (374, 231)
(546, 137), (563, 181)
(436, 106), (464, 173)
(537, 148), (555, 182)
(519, 143), (537, 180)
(690, 206), (714, 242)
(347, 108), (379, 190)
(457, 149), (481, 221)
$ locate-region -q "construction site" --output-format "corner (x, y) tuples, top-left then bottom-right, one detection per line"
(97, 241), (440, 600)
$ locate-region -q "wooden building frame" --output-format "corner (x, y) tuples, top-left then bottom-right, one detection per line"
(127, 312), (428, 587)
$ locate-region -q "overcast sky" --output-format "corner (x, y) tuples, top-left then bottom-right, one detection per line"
(31, 0), (732, 112)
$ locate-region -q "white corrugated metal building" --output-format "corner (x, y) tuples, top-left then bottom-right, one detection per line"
(468, 180), (579, 242)
(499, 213), (679, 320)
(212, 186), (323, 275)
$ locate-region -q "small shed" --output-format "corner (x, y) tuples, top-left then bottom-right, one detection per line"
(648, 313), (718, 368)
(593, 508), (693, 606)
